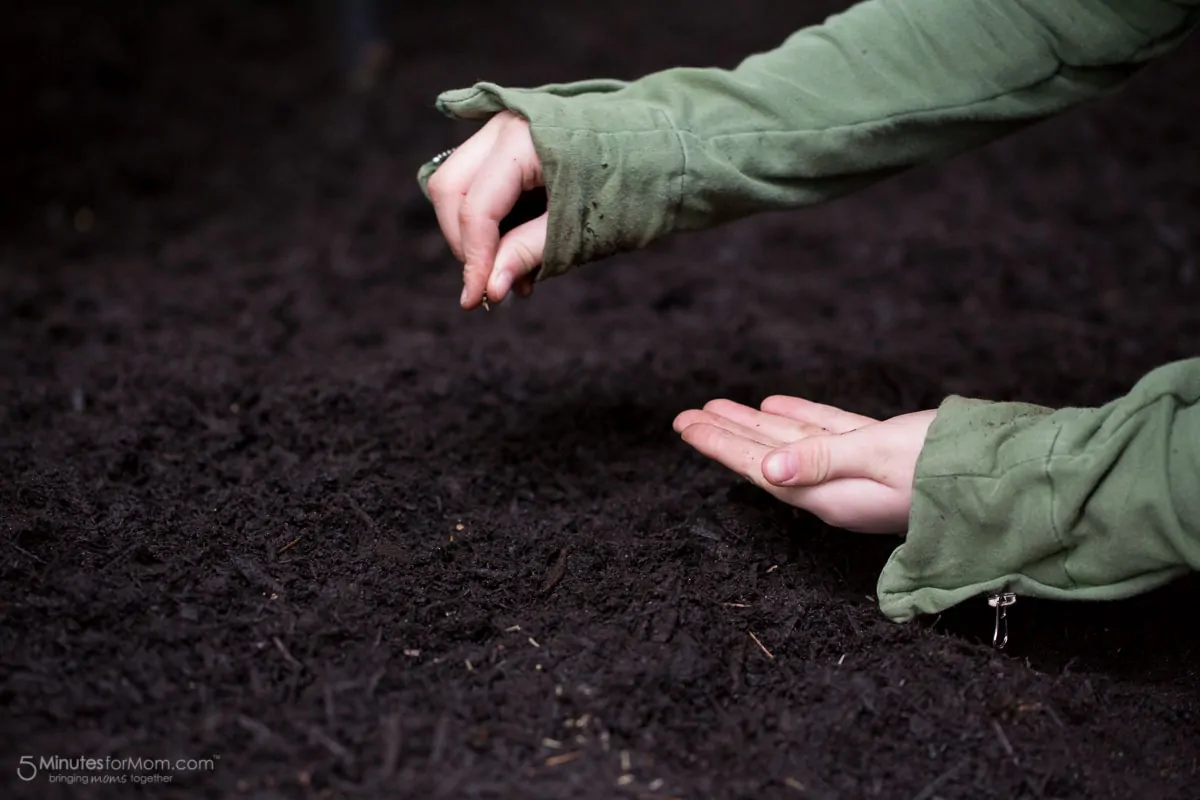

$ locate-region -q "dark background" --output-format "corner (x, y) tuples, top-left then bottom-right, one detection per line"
(3, 1), (1199, 798)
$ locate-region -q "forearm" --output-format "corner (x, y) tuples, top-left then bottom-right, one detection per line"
(424, 0), (1198, 278)
(878, 358), (1200, 622)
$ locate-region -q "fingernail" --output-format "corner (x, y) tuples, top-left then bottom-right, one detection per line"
(492, 271), (511, 298)
(460, 286), (470, 306)
(763, 451), (796, 484)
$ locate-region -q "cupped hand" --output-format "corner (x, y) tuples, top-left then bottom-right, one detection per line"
(673, 395), (935, 534)
(426, 111), (547, 309)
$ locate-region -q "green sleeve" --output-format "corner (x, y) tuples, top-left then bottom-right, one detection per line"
(877, 358), (1200, 622)
(419, 0), (1198, 280)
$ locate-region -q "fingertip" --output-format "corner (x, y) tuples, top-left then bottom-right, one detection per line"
(461, 259), (493, 308)
(672, 409), (707, 434)
(678, 419), (718, 445)
(762, 450), (796, 485)
(702, 398), (732, 415)
(760, 395), (788, 412)
(488, 269), (513, 303)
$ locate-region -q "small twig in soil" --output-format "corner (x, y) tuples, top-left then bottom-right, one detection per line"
(748, 631), (774, 660)
(992, 720), (1015, 758)
(324, 684), (336, 723)
(541, 548), (569, 593)
(365, 668), (385, 698)
(911, 762), (963, 800)
(273, 636), (305, 671)
(473, 568), (515, 580)
(544, 751), (581, 767)
(278, 535), (303, 555)
(236, 715), (282, 747)
(722, 602), (750, 608)
(379, 714), (401, 780)
(430, 714), (450, 764)
(344, 493), (378, 531)
(10, 542), (45, 564)
(306, 724), (354, 767)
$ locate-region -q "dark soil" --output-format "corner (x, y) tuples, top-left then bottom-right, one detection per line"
(3, 2), (1199, 798)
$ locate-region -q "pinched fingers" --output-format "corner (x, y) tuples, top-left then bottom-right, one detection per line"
(426, 112), (543, 309)
(488, 212), (547, 304)
(427, 117), (505, 263)
(458, 118), (542, 309)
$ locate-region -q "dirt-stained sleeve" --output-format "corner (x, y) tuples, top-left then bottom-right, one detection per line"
(877, 358), (1200, 622)
(418, 0), (1198, 280)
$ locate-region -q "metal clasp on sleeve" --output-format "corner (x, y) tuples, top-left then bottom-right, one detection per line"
(988, 592), (1017, 650)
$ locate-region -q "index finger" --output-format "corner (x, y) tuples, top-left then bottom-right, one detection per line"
(679, 423), (773, 488)
(458, 134), (538, 309)
(427, 121), (504, 263)
(759, 396), (876, 433)
(700, 398), (830, 442)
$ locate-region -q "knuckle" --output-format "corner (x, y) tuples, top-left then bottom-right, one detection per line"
(801, 441), (831, 483)
(462, 264), (488, 286)
(458, 199), (492, 231)
(703, 398), (730, 414)
(457, 198), (477, 224)
(427, 171), (451, 201)
(760, 395), (787, 412)
(510, 240), (539, 270)
(697, 425), (723, 450)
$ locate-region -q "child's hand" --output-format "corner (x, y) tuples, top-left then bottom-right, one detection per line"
(673, 396), (936, 534)
(427, 111), (547, 309)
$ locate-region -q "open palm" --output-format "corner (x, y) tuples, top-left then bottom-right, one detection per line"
(673, 395), (935, 534)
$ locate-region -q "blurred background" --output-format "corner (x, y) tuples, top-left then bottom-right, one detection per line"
(1, 0), (829, 253)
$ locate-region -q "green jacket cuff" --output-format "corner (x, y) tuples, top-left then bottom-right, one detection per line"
(422, 81), (684, 282)
(878, 358), (1200, 622)
(418, 0), (1197, 281)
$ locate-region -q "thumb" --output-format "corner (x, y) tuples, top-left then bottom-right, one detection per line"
(488, 212), (547, 303)
(761, 431), (874, 487)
